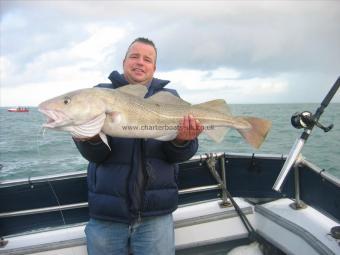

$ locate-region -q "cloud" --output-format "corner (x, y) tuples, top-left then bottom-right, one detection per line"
(0, 19), (130, 105)
(69, 25), (126, 61)
(1, 1), (339, 106)
(2, 24), (128, 86)
(158, 68), (240, 90)
(159, 68), (288, 104)
(4, 1), (339, 73)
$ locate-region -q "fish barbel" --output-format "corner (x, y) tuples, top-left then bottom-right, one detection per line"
(38, 84), (272, 149)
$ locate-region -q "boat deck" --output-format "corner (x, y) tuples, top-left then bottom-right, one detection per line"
(1, 199), (253, 255)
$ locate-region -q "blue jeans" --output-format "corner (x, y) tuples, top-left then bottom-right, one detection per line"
(85, 214), (175, 255)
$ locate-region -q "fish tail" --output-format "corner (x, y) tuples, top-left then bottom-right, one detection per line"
(237, 117), (272, 148)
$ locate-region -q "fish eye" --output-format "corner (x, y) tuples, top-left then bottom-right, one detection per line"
(63, 97), (71, 105)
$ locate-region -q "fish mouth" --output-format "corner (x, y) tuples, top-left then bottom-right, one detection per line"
(38, 109), (71, 128)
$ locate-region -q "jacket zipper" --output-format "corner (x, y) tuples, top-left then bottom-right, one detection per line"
(138, 138), (148, 223)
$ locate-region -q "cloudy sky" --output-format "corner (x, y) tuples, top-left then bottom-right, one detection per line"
(1, 0), (339, 107)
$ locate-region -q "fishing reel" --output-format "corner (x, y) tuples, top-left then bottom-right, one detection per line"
(291, 111), (333, 132)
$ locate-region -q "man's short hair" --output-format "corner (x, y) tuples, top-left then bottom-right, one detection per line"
(125, 37), (157, 62)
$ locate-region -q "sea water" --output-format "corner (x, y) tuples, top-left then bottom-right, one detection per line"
(0, 103), (339, 182)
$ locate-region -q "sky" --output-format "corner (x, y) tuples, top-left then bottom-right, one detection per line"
(1, 0), (339, 107)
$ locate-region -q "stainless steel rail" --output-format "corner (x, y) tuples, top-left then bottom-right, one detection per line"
(178, 185), (220, 195)
(0, 202), (88, 218)
(2, 153), (338, 219)
(0, 185), (221, 218)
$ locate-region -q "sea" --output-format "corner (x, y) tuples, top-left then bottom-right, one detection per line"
(0, 103), (339, 182)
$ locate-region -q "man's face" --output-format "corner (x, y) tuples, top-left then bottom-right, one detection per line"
(123, 42), (156, 85)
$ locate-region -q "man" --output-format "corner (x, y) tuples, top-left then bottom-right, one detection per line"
(74, 37), (203, 255)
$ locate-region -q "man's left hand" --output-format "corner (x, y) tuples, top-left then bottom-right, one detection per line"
(173, 115), (203, 145)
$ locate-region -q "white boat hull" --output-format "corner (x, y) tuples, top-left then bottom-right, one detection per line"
(2, 198), (339, 255)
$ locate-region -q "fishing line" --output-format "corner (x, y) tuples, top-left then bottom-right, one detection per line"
(48, 180), (66, 225)
(35, 127), (44, 156)
(32, 109), (51, 179)
(48, 179), (78, 255)
(23, 108), (43, 180)
(34, 111), (75, 240)
(41, 127), (47, 137)
(38, 114), (82, 255)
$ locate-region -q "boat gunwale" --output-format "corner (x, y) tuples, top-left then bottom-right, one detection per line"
(255, 202), (338, 255)
(0, 185), (222, 219)
(1, 152), (339, 188)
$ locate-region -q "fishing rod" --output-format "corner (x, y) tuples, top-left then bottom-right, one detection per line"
(273, 77), (340, 192)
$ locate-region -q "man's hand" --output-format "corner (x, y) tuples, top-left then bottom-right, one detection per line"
(173, 115), (203, 145)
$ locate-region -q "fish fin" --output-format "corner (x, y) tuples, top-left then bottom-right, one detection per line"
(154, 133), (178, 141)
(107, 111), (122, 123)
(204, 126), (230, 143)
(194, 99), (231, 116)
(99, 132), (111, 150)
(237, 117), (272, 149)
(147, 92), (191, 106)
(116, 84), (148, 98)
(68, 113), (106, 138)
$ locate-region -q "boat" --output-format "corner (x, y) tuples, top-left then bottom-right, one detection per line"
(0, 152), (339, 255)
(7, 107), (29, 112)
(0, 78), (339, 254)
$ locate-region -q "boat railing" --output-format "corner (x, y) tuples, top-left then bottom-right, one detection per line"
(0, 202), (88, 219)
(0, 170), (88, 188)
(0, 153), (227, 223)
(1, 152), (339, 237)
(299, 158), (340, 187)
(0, 152), (289, 188)
(1, 152), (339, 190)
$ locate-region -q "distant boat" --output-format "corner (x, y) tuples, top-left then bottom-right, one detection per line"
(7, 107), (29, 112)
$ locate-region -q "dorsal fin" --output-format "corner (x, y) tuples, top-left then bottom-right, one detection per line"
(194, 99), (231, 116)
(116, 84), (148, 98)
(146, 91), (191, 106)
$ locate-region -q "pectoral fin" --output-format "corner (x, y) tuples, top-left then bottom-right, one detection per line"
(154, 133), (178, 141)
(99, 132), (111, 150)
(107, 111), (122, 124)
(69, 113), (106, 138)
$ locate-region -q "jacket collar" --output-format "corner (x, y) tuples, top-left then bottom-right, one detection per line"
(108, 71), (170, 91)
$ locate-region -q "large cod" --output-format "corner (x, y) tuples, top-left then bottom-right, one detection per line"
(38, 84), (272, 149)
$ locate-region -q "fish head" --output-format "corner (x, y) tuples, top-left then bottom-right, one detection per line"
(38, 88), (107, 130)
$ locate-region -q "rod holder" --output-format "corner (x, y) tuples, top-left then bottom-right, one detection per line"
(273, 137), (306, 192)
(289, 164), (307, 210)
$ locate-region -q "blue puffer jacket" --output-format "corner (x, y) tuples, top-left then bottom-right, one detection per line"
(74, 71), (198, 224)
